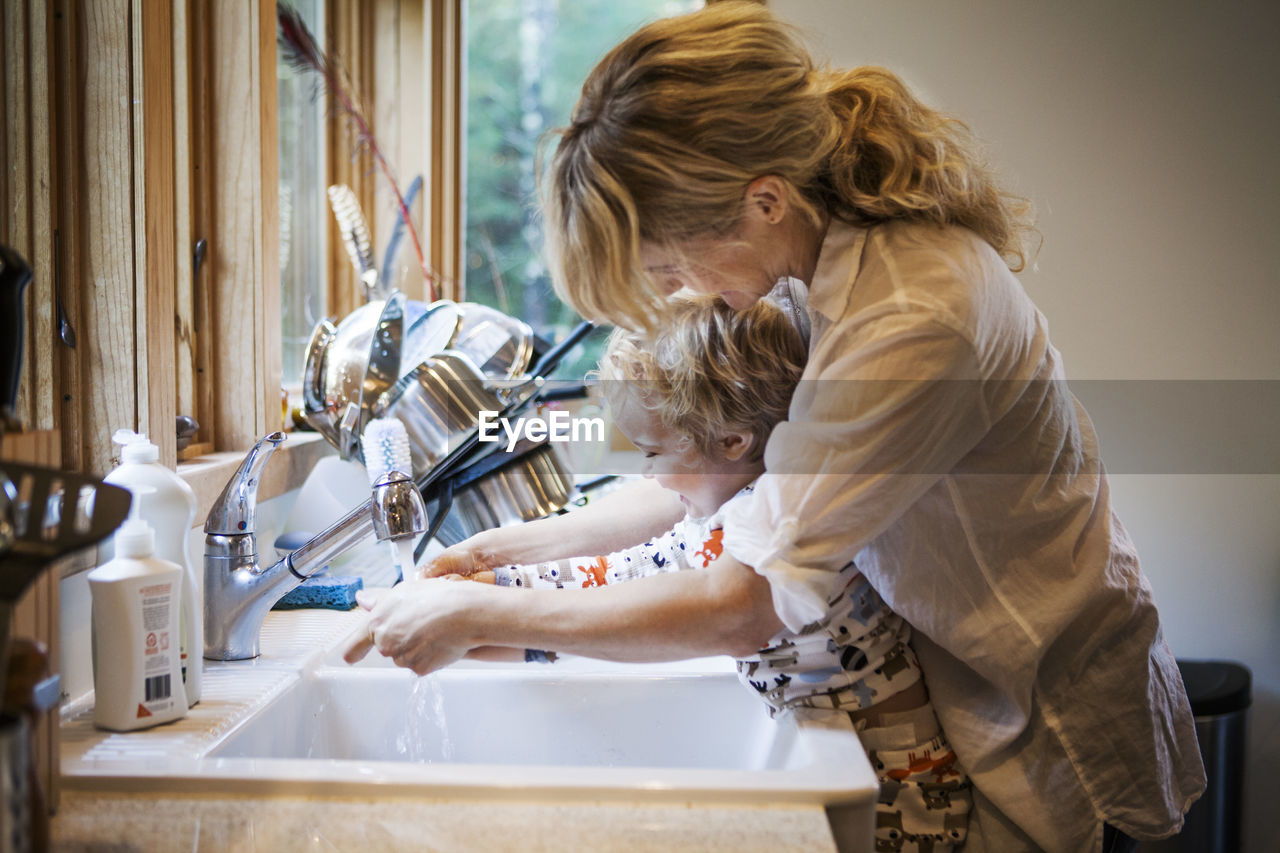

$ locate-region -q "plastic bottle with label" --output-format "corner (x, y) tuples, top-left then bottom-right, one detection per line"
(87, 508), (188, 732)
(101, 429), (202, 706)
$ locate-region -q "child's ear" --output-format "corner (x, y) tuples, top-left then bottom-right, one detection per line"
(719, 430), (755, 462)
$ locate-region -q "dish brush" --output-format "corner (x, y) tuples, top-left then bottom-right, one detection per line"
(362, 417), (416, 582)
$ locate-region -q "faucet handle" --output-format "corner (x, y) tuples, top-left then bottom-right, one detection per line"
(204, 432), (286, 536)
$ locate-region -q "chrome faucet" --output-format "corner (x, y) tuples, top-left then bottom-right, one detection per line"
(203, 432), (429, 660)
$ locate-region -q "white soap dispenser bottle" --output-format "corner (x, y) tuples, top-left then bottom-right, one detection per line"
(87, 501), (188, 732)
(102, 429), (202, 706)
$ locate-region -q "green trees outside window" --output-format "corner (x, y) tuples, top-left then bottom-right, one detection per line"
(464, 0), (696, 375)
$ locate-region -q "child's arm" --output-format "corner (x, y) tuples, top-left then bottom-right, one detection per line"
(422, 479), (684, 578)
(483, 518), (706, 591)
(463, 646), (536, 663)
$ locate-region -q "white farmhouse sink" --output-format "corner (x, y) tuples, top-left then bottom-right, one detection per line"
(61, 611), (876, 850)
(214, 666), (786, 770)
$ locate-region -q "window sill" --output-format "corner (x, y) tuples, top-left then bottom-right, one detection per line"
(178, 431), (336, 524)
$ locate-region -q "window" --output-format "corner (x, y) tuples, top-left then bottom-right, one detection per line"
(463, 0), (699, 376)
(277, 0), (330, 392)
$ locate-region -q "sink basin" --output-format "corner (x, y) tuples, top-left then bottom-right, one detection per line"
(213, 666), (787, 770)
(61, 611), (877, 849)
(198, 659), (874, 805)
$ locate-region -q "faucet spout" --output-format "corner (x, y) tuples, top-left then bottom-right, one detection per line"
(204, 431), (285, 537)
(203, 434), (430, 661)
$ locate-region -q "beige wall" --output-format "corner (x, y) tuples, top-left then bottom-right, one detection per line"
(771, 0), (1280, 846)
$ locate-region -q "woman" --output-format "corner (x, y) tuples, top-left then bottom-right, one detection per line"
(346, 3), (1204, 850)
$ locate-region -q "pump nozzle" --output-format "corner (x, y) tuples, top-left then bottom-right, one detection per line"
(114, 484), (157, 558)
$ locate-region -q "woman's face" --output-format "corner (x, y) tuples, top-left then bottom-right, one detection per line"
(640, 176), (828, 310)
(610, 392), (759, 518)
(640, 230), (780, 311)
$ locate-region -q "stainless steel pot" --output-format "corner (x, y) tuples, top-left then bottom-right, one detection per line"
(373, 349), (503, 481)
(451, 302), (534, 381)
(399, 300), (463, 380)
(376, 348), (575, 551)
(302, 298), (535, 459)
(301, 299), (388, 458)
(397, 300), (533, 382)
(303, 302), (582, 551)
(431, 443), (574, 547)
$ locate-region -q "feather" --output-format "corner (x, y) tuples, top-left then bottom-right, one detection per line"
(278, 5), (442, 301)
(328, 184), (381, 302)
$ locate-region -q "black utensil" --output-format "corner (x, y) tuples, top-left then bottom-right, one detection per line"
(0, 464), (132, 702)
(528, 320), (594, 380)
(53, 231), (75, 349)
(192, 238), (207, 335)
(0, 245), (33, 428)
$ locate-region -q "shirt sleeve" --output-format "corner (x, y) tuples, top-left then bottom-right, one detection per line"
(722, 313), (993, 632)
(492, 522), (703, 590)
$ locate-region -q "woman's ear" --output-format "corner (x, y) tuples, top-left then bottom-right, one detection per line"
(718, 430), (756, 463)
(744, 175), (789, 225)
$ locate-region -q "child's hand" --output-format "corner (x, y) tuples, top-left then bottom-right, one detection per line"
(419, 545), (476, 578)
(418, 543), (483, 579)
(441, 571), (496, 584)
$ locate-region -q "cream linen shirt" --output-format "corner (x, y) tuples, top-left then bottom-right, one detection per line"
(723, 220), (1205, 851)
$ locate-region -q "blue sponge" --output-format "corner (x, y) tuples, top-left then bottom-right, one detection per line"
(273, 575), (364, 610)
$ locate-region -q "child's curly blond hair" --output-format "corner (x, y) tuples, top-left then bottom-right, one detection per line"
(596, 295), (806, 462)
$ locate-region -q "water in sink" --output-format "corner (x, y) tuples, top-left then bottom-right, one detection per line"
(211, 666), (794, 770)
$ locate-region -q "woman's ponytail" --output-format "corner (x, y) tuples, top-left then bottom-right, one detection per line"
(821, 66), (1034, 271)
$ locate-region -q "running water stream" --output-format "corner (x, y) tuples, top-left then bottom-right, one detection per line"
(394, 538), (416, 582)
(390, 538), (453, 760)
(396, 674), (454, 762)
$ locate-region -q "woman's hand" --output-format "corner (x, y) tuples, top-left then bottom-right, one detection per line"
(341, 578), (490, 675)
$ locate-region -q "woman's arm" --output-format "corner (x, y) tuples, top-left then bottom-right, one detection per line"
(343, 553), (782, 674)
(423, 478), (684, 576)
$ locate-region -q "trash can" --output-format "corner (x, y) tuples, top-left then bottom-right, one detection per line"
(1140, 659), (1251, 853)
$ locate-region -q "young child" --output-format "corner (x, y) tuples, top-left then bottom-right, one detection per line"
(461, 294), (972, 852)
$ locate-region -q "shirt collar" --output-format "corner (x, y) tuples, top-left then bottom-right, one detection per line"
(806, 220), (868, 324)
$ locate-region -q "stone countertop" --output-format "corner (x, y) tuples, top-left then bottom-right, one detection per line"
(52, 791), (837, 852)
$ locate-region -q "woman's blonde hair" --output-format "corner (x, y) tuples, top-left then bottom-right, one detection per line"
(596, 294), (806, 462)
(542, 1), (1034, 332)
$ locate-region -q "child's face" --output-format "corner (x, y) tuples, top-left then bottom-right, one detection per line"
(611, 392), (760, 518)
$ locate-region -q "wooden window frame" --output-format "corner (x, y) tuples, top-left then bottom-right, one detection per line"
(3, 0), (463, 475)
